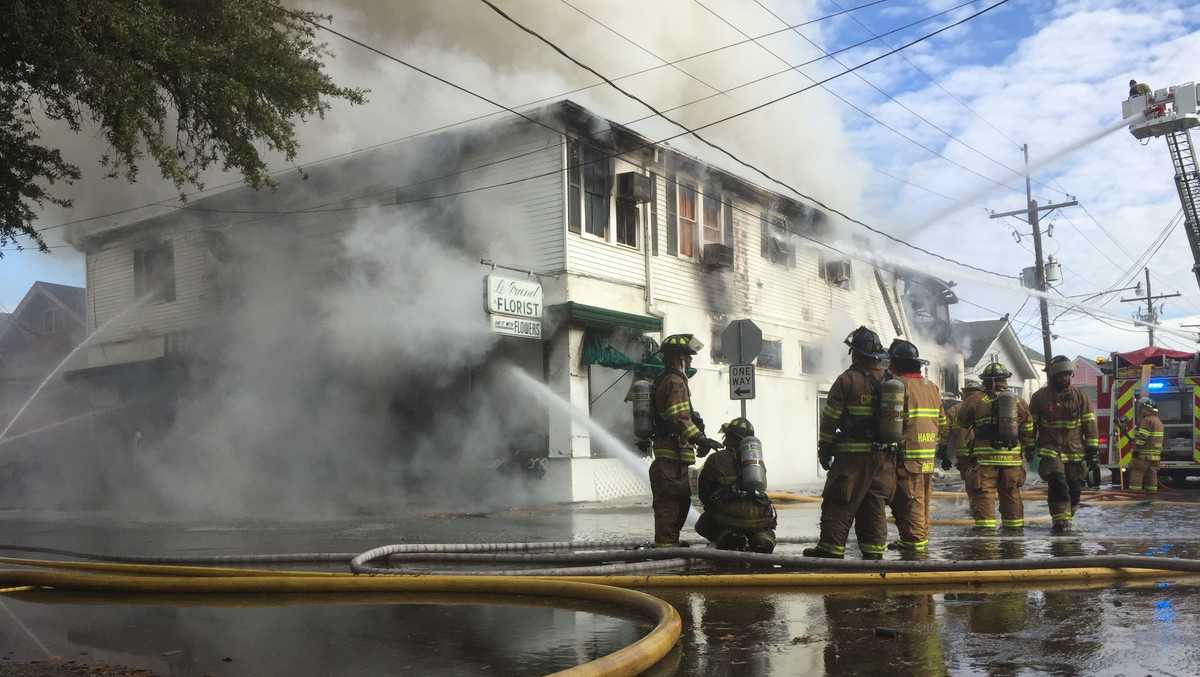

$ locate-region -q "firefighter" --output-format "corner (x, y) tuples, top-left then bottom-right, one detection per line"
(951, 362), (1035, 532)
(1030, 355), (1100, 534)
(949, 379), (983, 500)
(1128, 79), (1152, 98)
(803, 326), (894, 560)
(695, 417), (778, 553)
(1127, 398), (1164, 493)
(650, 333), (722, 546)
(884, 339), (947, 555)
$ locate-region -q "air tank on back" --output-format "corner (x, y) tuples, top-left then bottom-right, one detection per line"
(628, 377), (654, 441)
(878, 376), (906, 445)
(739, 435), (767, 494)
(993, 390), (1019, 447)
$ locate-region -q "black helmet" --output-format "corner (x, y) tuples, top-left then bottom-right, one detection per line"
(1129, 79), (1137, 86)
(661, 333), (704, 356)
(887, 338), (928, 365)
(719, 417), (755, 440)
(845, 326), (886, 359)
(1046, 355), (1073, 377)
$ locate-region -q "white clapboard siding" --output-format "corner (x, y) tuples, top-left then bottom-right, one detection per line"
(86, 229), (216, 349)
(456, 127), (564, 273)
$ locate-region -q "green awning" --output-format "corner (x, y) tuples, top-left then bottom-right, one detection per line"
(582, 334), (695, 378)
(548, 302), (663, 333)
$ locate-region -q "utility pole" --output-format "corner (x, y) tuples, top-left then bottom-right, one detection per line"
(989, 144), (1078, 362)
(1120, 267), (1180, 346)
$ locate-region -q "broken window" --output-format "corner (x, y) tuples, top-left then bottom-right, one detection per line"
(819, 255), (852, 290)
(760, 212), (796, 267)
(134, 241), (176, 303)
(800, 342), (821, 375)
(757, 340), (783, 370)
(567, 139), (582, 234)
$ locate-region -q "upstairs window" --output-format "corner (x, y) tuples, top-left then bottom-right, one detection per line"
(819, 256), (852, 290)
(678, 183), (697, 258)
(582, 145), (610, 238)
(702, 190), (722, 244)
(800, 342), (821, 375)
(134, 241), (176, 303)
(761, 212), (796, 267)
(616, 199), (638, 248)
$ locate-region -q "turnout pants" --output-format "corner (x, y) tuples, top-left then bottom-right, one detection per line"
(969, 464), (1026, 529)
(815, 451), (896, 558)
(1038, 458), (1085, 524)
(1128, 456), (1160, 493)
(649, 459), (692, 545)
(891, 461), (933, 551)
(958, 456), (980, 502)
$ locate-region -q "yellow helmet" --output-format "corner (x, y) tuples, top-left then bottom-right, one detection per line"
(980, 362), (1012, 381)
(719, 417), (755, 439)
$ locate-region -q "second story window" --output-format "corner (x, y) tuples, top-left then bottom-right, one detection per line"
(134, 241), (177, 303)
(615, 199), (638, 247)
(678, 183), (697, 258)
(702, 190), (721, 244)
(583, 145), (609, 238)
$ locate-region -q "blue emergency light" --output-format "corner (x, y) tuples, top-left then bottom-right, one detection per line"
(1147, 380), (1167, 391)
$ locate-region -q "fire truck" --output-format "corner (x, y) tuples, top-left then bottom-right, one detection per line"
(1098, 347), (1200, 488)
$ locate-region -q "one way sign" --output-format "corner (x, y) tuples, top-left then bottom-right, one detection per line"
(729, 363), (756, 401)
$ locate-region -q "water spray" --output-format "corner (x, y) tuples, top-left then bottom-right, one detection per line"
(505, 366), (701, 527)
(0, 294), (156, 444)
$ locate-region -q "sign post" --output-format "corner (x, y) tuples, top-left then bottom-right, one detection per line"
(721, 319), (763, 417)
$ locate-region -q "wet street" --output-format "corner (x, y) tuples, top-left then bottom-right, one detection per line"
(1, 495), (1199, 676)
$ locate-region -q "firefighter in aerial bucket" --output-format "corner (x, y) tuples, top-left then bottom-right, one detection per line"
(1129, 79), (1152, 99)
(1127, 398), (1164, 493)
(884, 339), (948, 555)
(803, 326), (895, 560)
(1030, 355), (1100, 534)
(648, 333), (722, 546)
(951, 362), (1035, 532)
(695, 417), (777, 553)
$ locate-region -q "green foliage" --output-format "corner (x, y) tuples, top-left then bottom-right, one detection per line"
(0, 0), (367, 253)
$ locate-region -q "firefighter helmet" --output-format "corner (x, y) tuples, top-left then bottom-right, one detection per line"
(661, 333), (704, 356)
(980, 361), (1012, 382)
(1046, 355), (1074, 377)
(887, 338), (929, 366)
(1140, 397), (1158, 413)
(844, 326), (886, 359)
(719, 417), (755, 440)
(963, 378), (983, 393)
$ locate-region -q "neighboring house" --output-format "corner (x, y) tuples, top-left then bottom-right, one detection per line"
(68, 100), (946, 500)
(1023, 344), (1048, 391)
(955, 317), (1042, 399)
(0, 282), (88, 427)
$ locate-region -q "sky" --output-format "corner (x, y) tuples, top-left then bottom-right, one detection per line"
(5, 0), (1200, 358)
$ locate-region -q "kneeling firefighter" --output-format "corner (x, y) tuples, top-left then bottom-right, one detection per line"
(695, 417), (778, 553)
(804, 326), (895, 560)
(649, 333), (723, 546)
(1127, 398), (1164, 493)
(885, 339), (948, 554)
(1030, 355), (1100, 534)
(951, 362), (1035, 531)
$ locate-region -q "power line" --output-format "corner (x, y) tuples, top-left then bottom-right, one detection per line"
(128, 1), (1016, 282)
(739, 0), (1026, 195)
(474, 0), (1017, 279)
(26, 0), (897, 236)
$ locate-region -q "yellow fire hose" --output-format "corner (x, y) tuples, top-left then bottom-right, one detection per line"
(0, 566), (680, 677)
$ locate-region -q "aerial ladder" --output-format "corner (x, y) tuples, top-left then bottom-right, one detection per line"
(1125, 81), (1200, 290)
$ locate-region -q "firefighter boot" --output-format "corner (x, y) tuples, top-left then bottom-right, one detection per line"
(802, 546), (844, 559)
(1050, 520), (1074, 536)
(861, 552), (884, 561)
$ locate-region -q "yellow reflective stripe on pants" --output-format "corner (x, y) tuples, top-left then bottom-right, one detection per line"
(1051, 512), (1073, 522)
(860, 543), (887, 555)
(653, 448), (695, 465)
(816, 542), (846, 556)
(897, 540), (928, 551)
(974, 518), (997, 528)
(1002, 518), (1024, 528)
